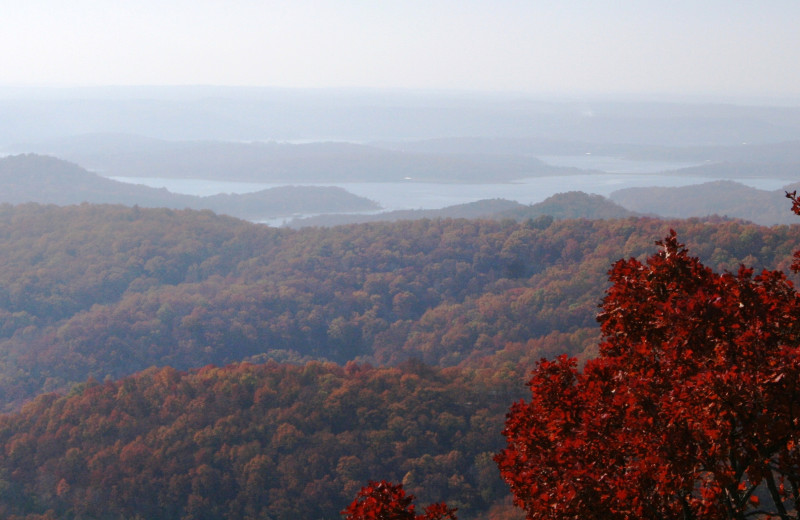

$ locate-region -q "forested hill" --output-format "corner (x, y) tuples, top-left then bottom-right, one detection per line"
(16, 138), (570, 183)
(289, 191), (638, 227)
(0, 361), (517, 520)
(0, 203), (797, 408)
(610, 179), (800, 225)
(0, 203), (798, 519)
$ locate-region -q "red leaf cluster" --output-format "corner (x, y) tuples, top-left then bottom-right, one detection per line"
(496, 218), (800, 519)
(341, 480), (458, 520)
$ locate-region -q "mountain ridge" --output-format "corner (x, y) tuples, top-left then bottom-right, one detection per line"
(610, 179), (800, 225)
(0, 154), (379, 220)
(288, 191), (638, 227)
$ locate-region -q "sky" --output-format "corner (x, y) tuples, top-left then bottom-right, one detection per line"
(2, 1), (800, 102)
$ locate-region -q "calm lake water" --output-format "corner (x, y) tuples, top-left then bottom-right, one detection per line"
(109, 173), (796, 213)
(107, 154), (798, 219)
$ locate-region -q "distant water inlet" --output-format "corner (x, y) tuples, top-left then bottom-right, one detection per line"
(109, 173), (796, 213)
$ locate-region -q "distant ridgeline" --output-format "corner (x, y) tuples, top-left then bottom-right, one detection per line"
(0, 153), (636, 225)
(25, 139), (562, 183)
(0, 154), (379, 221)
(289, 191), (638, 227)
(2, 153), (799, 226)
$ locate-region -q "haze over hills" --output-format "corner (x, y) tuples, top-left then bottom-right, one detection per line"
(1, 88), (799, 229)
(5, 89), (800, 182)
(4, 88), (800, 146)
(3, 153), (798, 228)
(13, 137), (570, 184)
(3, 89), (800, 234)
(610, 180), (800, 226)
(0, 154), (379, 220)
(374, 136), (800, 163)
(289, 192), (638, 228)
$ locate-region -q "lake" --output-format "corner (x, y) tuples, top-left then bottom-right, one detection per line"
(107, 154), (798, 221)
(109, 172), (797, 213)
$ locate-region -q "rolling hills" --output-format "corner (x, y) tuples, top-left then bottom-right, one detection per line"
(609, 179), (800, 225)
(0, 203), (796, 406)
(13, 136), (571, 184)
(288, 192), (638, 227)
(0, 202), (796, 518)
(0, 154), (378, 221)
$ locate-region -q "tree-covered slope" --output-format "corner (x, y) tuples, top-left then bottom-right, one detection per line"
(0, 203), (797, 519)
(0, 203), (797, 408)
(0, 361), (517, 520)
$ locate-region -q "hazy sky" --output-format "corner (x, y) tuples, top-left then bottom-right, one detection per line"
(3, 1), (799, 101)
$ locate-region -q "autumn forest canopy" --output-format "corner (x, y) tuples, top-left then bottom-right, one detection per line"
(0, 201), (798, 518)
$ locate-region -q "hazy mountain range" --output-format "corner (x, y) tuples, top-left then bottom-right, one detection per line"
(609, 180), (800, 226)
(0, 154), (378, 221)
(289, 192), (639, 227)
(8, 132), (800, 185)
(2, 154), (798, 227)
(2, 88), (800, 225)
(10, 135), (572, 183)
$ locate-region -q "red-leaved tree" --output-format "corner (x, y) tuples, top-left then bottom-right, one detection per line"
(496, 197), (800, 519)
(341, 480), (458, 520)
